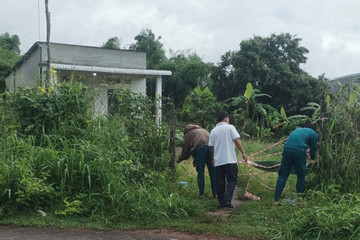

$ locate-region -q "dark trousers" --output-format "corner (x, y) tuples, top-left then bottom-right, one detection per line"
(274, 148), (307, 201)
(215, 163), (238, 204)
(195, 146), (217, 196)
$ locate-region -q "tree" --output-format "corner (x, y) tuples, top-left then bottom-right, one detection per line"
(129, 29), (166, 69)
(128, 29), (214, 108)
(181, 86), (220, 128)
(225, 82), (274, 137)
(160, 51), (213, 107)
(212, 33), (327, 115)
(0, 32), (20, 54)
(102, 37), (121, 49)
(0, 32), (21, 93)
(129, 29), (167, 98)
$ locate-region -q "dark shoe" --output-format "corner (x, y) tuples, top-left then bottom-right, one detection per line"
(225, 202), (233, 208)
(219, 202), (233, 209)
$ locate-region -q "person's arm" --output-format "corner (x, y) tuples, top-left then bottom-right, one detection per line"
(177, 140), (192, 163)
(309, 134), (318, 160)
(234, 139), (248, 162)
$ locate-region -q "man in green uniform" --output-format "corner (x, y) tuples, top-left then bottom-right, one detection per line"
(177, 124), (217, 198)
(273, 124), (318, 205)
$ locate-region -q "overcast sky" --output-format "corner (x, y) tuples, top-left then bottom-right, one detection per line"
(1, 0), (359, 79)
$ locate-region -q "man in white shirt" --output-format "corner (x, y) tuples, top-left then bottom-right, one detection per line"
(209, 111), (248, 208)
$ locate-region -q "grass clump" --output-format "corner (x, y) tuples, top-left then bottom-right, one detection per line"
(0, 82), (207, 225)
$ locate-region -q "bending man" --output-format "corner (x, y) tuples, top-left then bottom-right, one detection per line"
(177, 124), (217, 198)
(273, 124), (318, 205)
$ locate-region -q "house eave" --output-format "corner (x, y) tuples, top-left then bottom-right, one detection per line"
(51, 63), (172, 77)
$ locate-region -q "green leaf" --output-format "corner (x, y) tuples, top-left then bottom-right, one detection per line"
(349, 90), (357, 103)
(325, 95), (331, 104)
(354, 83), (360, 93)
(280, 107), (288, 121)
(244, 82), (253, 101)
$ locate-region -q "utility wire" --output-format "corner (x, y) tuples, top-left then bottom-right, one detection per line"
(38, 0), (41, 41)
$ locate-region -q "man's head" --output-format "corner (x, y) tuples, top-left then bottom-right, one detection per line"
(302, 123), (317, 131)
(216, 111), (229, 123)
(183, 123), (201, 134)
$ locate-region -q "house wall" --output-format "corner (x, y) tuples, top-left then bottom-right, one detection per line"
(5, 48), (42, 91)
(5, 42), (155, 117)
(42, 43), (146, 69)
(130, 78), (146, 93)
(77, 73), (146, 116)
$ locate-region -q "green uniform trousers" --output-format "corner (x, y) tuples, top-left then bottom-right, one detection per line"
(275, 148), (307, 201)
(195, 145), (217, 196)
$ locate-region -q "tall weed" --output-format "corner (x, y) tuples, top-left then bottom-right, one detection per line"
(273, 188), (360, 240)
(1, 84), (204, 222)
(308, 83), (360, 192)
(6, 79), (92, 143)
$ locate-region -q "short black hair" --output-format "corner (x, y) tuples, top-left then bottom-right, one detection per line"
(302, 123), (317, 131)
(216, 111), (229, 122)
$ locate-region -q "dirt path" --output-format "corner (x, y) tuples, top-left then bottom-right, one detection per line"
(0, 225), (245, 240)
(0, 191), (246, 240)
(207, 187), (243, 219)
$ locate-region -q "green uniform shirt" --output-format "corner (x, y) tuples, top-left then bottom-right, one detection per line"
(284, 127), (318, 159)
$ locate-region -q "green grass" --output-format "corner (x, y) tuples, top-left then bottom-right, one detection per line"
(0, 139), (293, 239)
(156, 139), (301, 239)
(1, 137), (359, 240)
(0, 139), (296, 239)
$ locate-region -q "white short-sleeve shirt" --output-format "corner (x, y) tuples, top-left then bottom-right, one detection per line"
(208, 122), (240, 167)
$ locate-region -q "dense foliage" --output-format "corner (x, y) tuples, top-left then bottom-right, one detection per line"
(181, 85), (220, 129)
(129, 29), (167, 70)
(101, 37), (121, 49)
(0, 32), (21, 92)
(102, 31), (328, 114)
(0, 81), (206, 223)
(308, 82), (360, 192)
(6, 79), (91, 142)
(160, 51), (213, 107)
(211, 33), (328, 115)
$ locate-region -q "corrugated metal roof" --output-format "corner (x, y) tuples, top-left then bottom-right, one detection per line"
(51, 63), (172, 76)
(330, 72), (360, 81)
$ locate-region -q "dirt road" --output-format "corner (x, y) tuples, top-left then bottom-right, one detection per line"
(0, 225), (243, 240)
(0, 188), (247, 240)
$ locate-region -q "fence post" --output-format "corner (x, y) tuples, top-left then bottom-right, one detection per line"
(320, 100), (327, 140)
(169, 103), (176, 170)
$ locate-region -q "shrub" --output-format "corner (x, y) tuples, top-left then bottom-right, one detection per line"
(181, 86), (220, 129)
(308, 83), (360, 192)
(6, 79), (92, 142)
(1, 84), (205, 222)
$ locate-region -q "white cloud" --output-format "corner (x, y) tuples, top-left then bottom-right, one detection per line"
(1, 0), (359, 78)
(322, 31), (360, 54)
(91, 2), (157, 27)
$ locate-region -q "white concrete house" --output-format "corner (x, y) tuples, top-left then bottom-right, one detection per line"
(5, 42), (172, 122)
